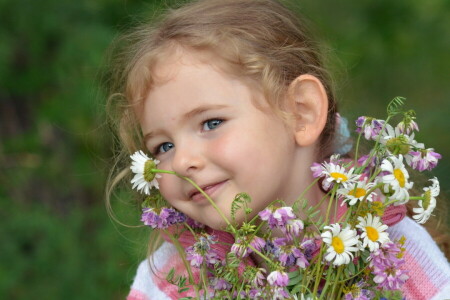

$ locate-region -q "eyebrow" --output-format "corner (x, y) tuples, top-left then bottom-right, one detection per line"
(143, 104), (229, 142)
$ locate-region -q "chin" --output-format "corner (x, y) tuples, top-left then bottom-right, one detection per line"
(203, 217), (229, 231)
(203, 209), (258, 231)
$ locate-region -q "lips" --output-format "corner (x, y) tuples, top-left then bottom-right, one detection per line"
(189, 180), (228, 202)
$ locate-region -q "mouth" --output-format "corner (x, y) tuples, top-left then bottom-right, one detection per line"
(188, 180), (228, 203)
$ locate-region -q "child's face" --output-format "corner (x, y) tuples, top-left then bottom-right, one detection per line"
(139, 51), (311, 229)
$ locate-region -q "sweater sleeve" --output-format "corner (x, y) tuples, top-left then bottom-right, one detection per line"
(127, 242), (198, 300)
(387, 217), (450, 300)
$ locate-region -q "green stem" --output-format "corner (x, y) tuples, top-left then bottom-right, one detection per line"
(296, 177), (321, 204)
(312, 191), (332, 213)
(353, 131), (363, 164)
(324, 185), (338, 226)
(329, 265), (343, 297)
(318, 267), (334, 299)
(247, 244), (274, 267)
(162, 229), (199, 298)
(312, 246), (325, 295)
(200, 264), (209, 297)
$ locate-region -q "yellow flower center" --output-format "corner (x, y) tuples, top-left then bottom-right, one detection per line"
(386, 136), (410, 155)
(366, 226), (379, 241)
(144, 159), (157, 182)
(332, 236), (345, 254)
(371, 202), (385, 216)
(393, 169), (406, 188)
(423, 190), (431, 210)
(348, 188), (366, 198)
(330, 172), (348, 182)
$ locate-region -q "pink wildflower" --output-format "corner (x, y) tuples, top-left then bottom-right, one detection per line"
(356, 116), (385, 140)
(284, 218), (304, 240)
(406, 148), (441, 171)
(259, 206), (295, 229)
(185, 234), (219, 268)
(267, 270), (289, 287)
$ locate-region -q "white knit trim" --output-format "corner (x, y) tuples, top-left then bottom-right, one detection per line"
(130, 242), (177, 300)
(431, 284), (450, 300)
(388, 217), (450, 273)
(388, 217), (450, 296)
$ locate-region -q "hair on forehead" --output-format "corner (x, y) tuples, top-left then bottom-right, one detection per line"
(108, 0), (338, 159)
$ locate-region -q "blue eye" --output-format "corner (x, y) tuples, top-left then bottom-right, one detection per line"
(202, 119), (223, 131)
(157, 142), (174, 154)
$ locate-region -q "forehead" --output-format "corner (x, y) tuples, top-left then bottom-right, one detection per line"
(145, 52), (254, 114)
(142, 46), (268, 110)
(150, 46), (239, 87)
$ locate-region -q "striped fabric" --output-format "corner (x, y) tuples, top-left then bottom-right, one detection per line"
(127, 217), (450, 300)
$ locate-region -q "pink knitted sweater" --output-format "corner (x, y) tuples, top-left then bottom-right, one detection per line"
(127, 209), (450, 300)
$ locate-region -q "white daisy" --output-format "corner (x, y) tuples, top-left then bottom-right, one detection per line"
(321, 163), (360, 189)
(356, 213), (390, 252)
(380, 155), (413, 204)
(130, 150), (161, 195)
(321, 223), (359, 266)
(337, 179), (376, 206)
(413, 177), (439, 224)
(380, 124), (419, 155)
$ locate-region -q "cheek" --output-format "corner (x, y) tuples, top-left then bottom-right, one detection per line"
(208, 132), (254, 165)
(157, 173), (179, 204)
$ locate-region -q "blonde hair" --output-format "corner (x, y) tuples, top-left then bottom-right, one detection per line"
(105, 0), (450, 261)
(105, 0), (339, 256)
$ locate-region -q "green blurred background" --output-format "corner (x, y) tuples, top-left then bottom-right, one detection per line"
(1, 0), (448, 298)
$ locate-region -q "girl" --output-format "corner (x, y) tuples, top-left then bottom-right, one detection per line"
(106, 0), (450, 299)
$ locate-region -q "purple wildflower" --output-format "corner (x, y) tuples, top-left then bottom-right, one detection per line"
(355, 116), (366, 131)
(259, 206), (296, 229)
(263, 239), (277, 255)
(231, 238), (248, 258)
(250, 236), (266, 253)
(274, 238), (309, 268)
(373, 266), (409, 290)
(397, 119), (419, 134)
(369, 241), (403, 268)
(356, 117), (385, 140)
(185, 234), (219, 268)
(252, 268), (267, 287)
(267, 270), (289, 287)
(248, 288), (264, 298)
(185, 248), (203, 267)
(293, 248), (309, 268)
(344, 281), (375, 300)
(301, 238), (320, 261)
(231, 236), (266, 258)
(370, 241), (409, 290)
(406, 148), (441, 171)
(271, 287), (290, 299)
(284, 218), (304, 240)
(141, 207), (186, 229)
(311, 162), (323, 178)
(210, 278), (231, 291)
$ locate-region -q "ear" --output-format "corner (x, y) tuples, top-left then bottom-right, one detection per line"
(287, 74), (329, 147)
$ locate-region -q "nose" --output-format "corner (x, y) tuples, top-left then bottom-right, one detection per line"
(171, 141), (205, 177)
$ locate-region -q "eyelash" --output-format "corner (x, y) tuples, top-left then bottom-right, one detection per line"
(202, 118), (224, 131)
(151, 118), (225, 156)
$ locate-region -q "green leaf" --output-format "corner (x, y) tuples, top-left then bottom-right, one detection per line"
(231, 193), (252, 222)
(166, 268), (175, 281)
(288, 270), (303, 286)
(387, 96), (406, 117)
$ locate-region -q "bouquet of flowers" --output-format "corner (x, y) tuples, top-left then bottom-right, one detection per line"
(128, 97), (441, 299)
